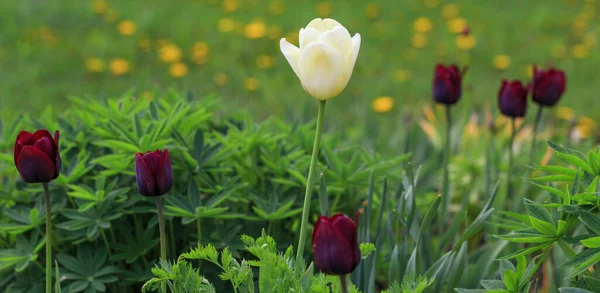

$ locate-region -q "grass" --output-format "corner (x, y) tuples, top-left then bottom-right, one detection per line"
(0, 0), (598, 124)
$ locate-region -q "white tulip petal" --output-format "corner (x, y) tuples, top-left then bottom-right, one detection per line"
(322, 18), (343, 31)
(333, 26), (353, 65)
(306, 18), (324, 31)
(317, 30), (343, 55)
(280, 38), (301, 79)
(299, 42), (347, 100)
(299, 28), (321, 49)
(348, 33), (361, 76)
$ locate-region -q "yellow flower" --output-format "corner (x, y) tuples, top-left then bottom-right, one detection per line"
(218, 18), (235, 33)
(392, 70), (412, 83)
(93, 0), (108, 14)
(169, 62), (188, 78)
(222, 0), (239, 13)
(316, 2), (332, 17)
(244, 21), (266, 39)
(448, 18), (467, 33)
(138, 38), (151, 52)
(493, 55), (511, 70)
(192, 42), (209, 64)
(425, 0), (440, 8)
(412, 33), (428, 48)
(584, 33), (597, 47)
(159, 44), (182, 63)
(552, 44), (567, 59)
(423, 105), (437, 123)
(268, 26), (282, 40)
(372, 96), (394, 113)
(244, 77), (260, 91)
(214, 73), (228, 86)
(104, 9), (119, 23)
(118, 20), (136, 36)
(414, 17), (433, 33)
(86, 58), (105, 72)
(365, 3), (380, 19)
(442, 4), (460, 19)
(572, 44), (588, 58)
(456, 34), (476, 50)
(268, 1), (285, 15)
(555, 106), (575, 121)
(574, 117), (597, 139)
(256, 55), (273, 69)
(523, 64), (535, 78)
(110, 58), (130, 76)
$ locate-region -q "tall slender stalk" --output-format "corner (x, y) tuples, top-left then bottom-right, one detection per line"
(155, 197), (167, 292)
(340, 275), (349, 293)
(507, 118), (516, 202)
(43, 183), (52, 293)
(529, 105), (543, 163)
(441, 105), (452, 225)
(296, 100), (327, 260)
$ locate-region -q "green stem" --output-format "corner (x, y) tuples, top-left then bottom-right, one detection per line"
(196, 218), (202, 269)
(100, 229), (112, 257)
(557, 238), (575, 258)
(529, 105), (543, 163)
(296, 100), (326, 260)
(339, 275), (348, 293)
(441, 105), (452, 226)
(169, 219), (176, 257)
(43, 182), (52, 293)
(506, 118), (516, 203)
(155, 197), (167, 292)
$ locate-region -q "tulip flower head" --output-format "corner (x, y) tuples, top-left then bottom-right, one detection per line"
(135, 149), (173, 197)
(280, 18), (361, 100)
(498, 80), (529, 118)
(532, 65), (566, 107)
(312, 213), (360, 275)
(432, 64), (467, 105)
(14, 130), (61, 183)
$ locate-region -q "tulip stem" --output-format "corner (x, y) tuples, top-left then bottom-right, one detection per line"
(339, 275), (348, 293)
(441, 105), (452, 227)
(155, 197), (167, 292)
(43, 182), (52, 293)
(507, 118), (516, 202)
(529, 105), (543, 163)
(296, 100), (326, 260)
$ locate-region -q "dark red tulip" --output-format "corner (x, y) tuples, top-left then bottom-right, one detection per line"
(135, 149), (173, 197)
(498, 80), (529, 118)
(312, 213), (360, 275)
(14, 130), (61, 183)
(432, 64), (468, 105)
(532, 65), (566, 107)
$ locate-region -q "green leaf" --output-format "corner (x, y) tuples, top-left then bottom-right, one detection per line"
(558, 288), (595, 293)
(503, 270), (519, 291)
(529, 216), (557, 236)
(495, 232), (556, 243)
(581, 236), (600, 248)
(524, 199), (554, 224)
(360, 243), (376, 259)
(579, 211), (600, 234)
(556, 152), (595, 174)
(498, 242), (553, 260)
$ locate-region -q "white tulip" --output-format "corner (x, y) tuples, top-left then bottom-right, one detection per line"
(280, 18), (361, 100)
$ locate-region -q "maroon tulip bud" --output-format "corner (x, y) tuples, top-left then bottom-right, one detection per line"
(498, 80), (529, 118)
(312, 213), (360, 275)
(432, 64), (468, 105)
(532, 65), (566, 107)
(135, 149), (173, 197)
(14, 130), (61, 183)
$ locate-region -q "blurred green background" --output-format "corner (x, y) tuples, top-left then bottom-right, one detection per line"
(0, 0), (598, 124)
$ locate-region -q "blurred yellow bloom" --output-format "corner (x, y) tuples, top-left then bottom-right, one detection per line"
(110, 58), (130, 76)
(464, 114), (481, 138)
(584, 33), (597, 47)
(244, 77), (260, 91)
(118, 20), (136, 36)
(192, 42), (209, 65)
(159, 44), (182, 63)
(448, 18), (467, 33)
(365, 3), (380, 19)
(244, 21), (266, 39)
(93, 0), (108, 14)
(442, 4), (460, 19)
(218, 18), (235, 33)
(104, 9), (119, 23)
(555, 106), (575, 121)
(222, 0), (239, 13)
(284, 32), (298, 45)
(138, 38), (151, 52)
(316, 2), (332, 17)
(267, 26), (282, 40)
(404, 48), (417, 61)
(141, 91), (153, 101)
(572, 44), (588, 58)
(372, 96), (394, 113)
(169, 62), (188, 78)
(39, 26), (53, 40)
(268, 1), (285, 15)
(523, 64), (534, 78)
(414, 17), (433, 33)
(423, 105), (437, 123)
(581, 6), (596, 20)
(456, 35), (476, 50)
(256, 55), (273, 69)
(574, 117), (597, 139)
(572, 18), (587, 30)
(86, 58), (105, 72)
(552, 44), (567, 59)
(214, 73), (228, 86)
(493, 55), (511, 70)
(419, 120), (442, 148)
(412, 33), (428, 48)
(392, 70), (412, 83)
(425, 0), (440, 8)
